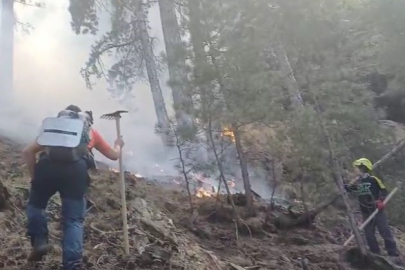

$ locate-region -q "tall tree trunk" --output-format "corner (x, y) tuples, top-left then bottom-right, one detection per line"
(187, 0), (210, 123)
(187, 1), (206, 83)
(315, 98), (367, 256)
(232, 124), (255, 215)
(158, 0), (192, 129)
(274, 41), (304, 108)
(0, 0), (14, 96)
(331, 159), (367, 256)
(135, 0), (170, 132)
(186, 0), (209, 161)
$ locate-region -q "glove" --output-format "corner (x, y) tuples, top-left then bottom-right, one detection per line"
(376, 200), (385, 211)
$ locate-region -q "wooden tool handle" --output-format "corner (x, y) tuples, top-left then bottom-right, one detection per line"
(116, 118), (130, 255)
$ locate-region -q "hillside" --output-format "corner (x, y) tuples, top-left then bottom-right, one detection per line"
(0, 136), (404, 270)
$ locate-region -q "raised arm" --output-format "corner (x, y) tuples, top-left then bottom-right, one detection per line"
(92, 129), (124, 161)
(22, 141), (44, 180)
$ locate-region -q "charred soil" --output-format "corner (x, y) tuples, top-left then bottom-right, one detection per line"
(0, 136), (404, 270)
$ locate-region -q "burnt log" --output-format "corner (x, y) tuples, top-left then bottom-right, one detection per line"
(271, 195), (340, 229)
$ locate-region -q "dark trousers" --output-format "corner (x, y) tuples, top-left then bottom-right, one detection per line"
(26, 157), (89, 270)
(363, 211), (398, 256)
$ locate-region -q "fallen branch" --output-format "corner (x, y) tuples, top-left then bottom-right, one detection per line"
(90, 222), (137, 235)
(10, 201), (25, 217)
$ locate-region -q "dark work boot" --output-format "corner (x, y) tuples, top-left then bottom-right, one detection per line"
(28, 237), (48, 262)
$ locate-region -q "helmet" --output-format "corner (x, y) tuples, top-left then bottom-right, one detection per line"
(352, 158), (373, 171)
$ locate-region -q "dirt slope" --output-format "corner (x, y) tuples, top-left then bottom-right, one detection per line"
(0, 136), (404, 270)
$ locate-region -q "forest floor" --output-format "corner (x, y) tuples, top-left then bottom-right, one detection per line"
(0, 135), (405, 270)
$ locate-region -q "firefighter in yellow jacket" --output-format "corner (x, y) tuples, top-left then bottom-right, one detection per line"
(345, 158), (399, 258)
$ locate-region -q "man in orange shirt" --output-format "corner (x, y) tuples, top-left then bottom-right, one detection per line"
(22, 105), (124, 270)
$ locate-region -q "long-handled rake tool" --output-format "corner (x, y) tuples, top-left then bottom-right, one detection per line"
(101, 110), (129, 255)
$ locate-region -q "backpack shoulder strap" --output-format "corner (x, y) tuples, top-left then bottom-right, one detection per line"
(371, 175), (386, 189)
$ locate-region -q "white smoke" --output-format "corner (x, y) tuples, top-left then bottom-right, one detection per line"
(0, 0), (178, 177)
(0, 0), (275, 198)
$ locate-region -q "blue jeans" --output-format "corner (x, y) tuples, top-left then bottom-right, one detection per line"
(363, 211), (399, 256)
(26, 157), (89, 270)
(27, 198), (86, 269)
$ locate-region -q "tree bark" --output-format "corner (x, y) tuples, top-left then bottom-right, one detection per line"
(232, 124), (254, 215)
(331, 159), (367, 255)
(187, 0), (210, 123)
(0, 0), (14, 96)
(186, 0), (210, 162)
(274, 41), (304, 108)
(135, 0), (170, 132)
(158, 0), (193, 129)
(315, 102), (367, 255)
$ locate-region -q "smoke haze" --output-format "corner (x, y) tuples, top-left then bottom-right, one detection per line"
(0, 0), (177, 176)
(0, 0), (274, 198)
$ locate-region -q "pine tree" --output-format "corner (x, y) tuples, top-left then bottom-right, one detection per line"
(69, 0), (170, 132)
(158, 0), (193, 129)
(135, 0), (169, 131)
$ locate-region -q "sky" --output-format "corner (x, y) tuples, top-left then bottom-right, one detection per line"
(0, 0), (177, 176)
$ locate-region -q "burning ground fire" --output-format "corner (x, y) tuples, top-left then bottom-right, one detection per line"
(196, 187), (214, 198)
(108, 165), (238, 199)
(222, 127), (236, 143)
(188, 172), (238, 198)
(195, 179), (236, 198)
(109, 167), (144, 179)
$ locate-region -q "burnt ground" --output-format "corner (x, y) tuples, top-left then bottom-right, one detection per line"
(0, 136), (404, 270)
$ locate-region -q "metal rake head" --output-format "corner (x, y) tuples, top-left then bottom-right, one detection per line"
(100, 110), (128, 120)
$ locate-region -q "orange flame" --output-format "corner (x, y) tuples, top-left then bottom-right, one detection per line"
(196, 187), (215, 198)
(222, 127), (235, 143)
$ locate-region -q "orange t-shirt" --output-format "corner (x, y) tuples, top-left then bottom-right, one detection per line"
(88, 129), (112, 157)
